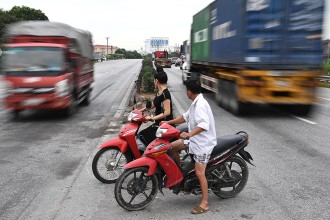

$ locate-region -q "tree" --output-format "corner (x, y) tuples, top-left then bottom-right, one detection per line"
(8, 6), (48, 21)
(114, 48), (142, 59)
(0, 9), (18, 45)
(115, 48), (127, 55)
(0, 6), (48, 45)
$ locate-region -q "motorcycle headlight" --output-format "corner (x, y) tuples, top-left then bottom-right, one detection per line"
(128, 112), (138, 121)
(155, 128), (167, 138)
(55, 79), (69, 97)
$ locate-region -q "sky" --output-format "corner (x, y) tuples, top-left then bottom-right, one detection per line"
(1, 0), (330, 51)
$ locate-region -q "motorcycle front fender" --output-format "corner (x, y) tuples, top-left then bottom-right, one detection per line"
(124, 157), (157, 176)
(99, 137), (128, 153)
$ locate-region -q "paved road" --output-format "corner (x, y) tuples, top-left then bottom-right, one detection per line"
(1, 62), (330, 220)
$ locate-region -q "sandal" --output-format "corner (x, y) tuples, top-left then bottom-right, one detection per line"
(191, 206), (208, 214)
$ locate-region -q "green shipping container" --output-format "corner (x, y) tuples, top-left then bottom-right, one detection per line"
(191, 4), (211, 62)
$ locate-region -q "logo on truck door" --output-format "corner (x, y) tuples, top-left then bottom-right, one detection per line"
(194, 29), (208, 43)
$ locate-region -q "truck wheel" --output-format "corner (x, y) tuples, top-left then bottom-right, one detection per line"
(222, 80), (230, 110)
(274, 104), (313, 116)
(228, 82), (249, 116)
(81, 87), (91, 106)
(216, 79), (224, 107)
(63, 94), (77, 117)
(291, 104), (313, 116)
(11, 110), (21, 119)
(228, 81), (243, 115)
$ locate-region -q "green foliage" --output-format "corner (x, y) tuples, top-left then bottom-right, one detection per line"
(141, 57), (155, 93)
(142, 58), (153, 67)
(8, 6), (48, 21)
(322, 59), (330, 75)
(0, 6), (48, 45)
(115, 48), (126, 55)
(0, 9), (18, 45)
(106, 53), (123, 60)
(142, 66), (155, 93)
(114, 48), (142, 59)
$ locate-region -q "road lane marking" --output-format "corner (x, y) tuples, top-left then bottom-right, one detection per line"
(292, 115), (317, 125)
(318, 97), (330, 101)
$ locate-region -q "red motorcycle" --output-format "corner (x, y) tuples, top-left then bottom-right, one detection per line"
(114, 122), (254, 211)
(92, 109), (149, 184)
(92, 110), (188, 184)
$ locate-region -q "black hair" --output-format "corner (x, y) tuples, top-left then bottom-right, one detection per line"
(154, 72), (168, 84)
(185, 79), (201, 94)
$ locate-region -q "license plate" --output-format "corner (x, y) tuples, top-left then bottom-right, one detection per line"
(22, 98), (44, 106)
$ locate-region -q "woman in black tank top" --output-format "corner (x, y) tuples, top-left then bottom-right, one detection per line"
(139, 68), (173, 144)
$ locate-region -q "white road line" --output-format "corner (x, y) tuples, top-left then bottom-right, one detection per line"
(292, 115), (317, 125)
(318, 97), (330, 101)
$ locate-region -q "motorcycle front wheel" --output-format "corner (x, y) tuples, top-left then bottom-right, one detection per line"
(114, 167), (158, 211)
(92, 147), (131, 184)
(212, 155), (249, 199)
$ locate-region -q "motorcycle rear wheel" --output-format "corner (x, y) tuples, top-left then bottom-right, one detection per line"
(92, 147), (131, 184)
(212, 156), (249, 199)
(115, 167), (158, 211)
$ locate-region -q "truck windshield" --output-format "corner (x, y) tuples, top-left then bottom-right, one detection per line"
(2, 47), (65, 76)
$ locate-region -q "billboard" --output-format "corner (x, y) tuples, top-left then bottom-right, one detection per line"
(150, 37), (169, 47)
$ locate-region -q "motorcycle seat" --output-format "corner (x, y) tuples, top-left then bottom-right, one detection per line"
(211, 134), (243, 156)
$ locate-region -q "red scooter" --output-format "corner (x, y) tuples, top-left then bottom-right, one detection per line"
(92, 109), (149, 184)
(92, 110), (188, 184)
(114, 122), (254, 211)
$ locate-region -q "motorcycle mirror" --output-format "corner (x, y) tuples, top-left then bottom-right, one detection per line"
(146, 100), (152, 109)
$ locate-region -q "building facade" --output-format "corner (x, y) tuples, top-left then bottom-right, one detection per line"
(94, 45), (118, 55)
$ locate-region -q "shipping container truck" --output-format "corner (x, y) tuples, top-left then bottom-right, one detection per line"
(153, 50), (171, 68)
(184, 0), (324, 115)
(1, 21), (94, 117)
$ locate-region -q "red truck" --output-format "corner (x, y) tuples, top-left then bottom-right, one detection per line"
(1, 21), (94, 117)
(153, 50), (171, 68)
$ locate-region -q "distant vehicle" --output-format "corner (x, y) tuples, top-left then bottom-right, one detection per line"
(175, 58), (182, 67)
(171, 57), (178, 64)
(153, 50), (171, 68)
(2, 21), (94, 117)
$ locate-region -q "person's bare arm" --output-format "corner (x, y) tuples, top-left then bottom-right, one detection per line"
(180, 127), (204, 139)
(151, 99), (170, 121)
(163, 115), (185, 125)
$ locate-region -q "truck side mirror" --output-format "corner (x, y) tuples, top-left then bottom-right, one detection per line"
(70, 57), (78, 69)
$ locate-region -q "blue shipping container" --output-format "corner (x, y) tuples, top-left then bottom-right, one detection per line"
(206, 0), (324, 70)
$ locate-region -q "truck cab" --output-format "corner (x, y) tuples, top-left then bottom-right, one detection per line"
(1, 21), (94, 117)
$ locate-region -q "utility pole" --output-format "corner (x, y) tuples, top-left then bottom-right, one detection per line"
(106, 37), (110, 55)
